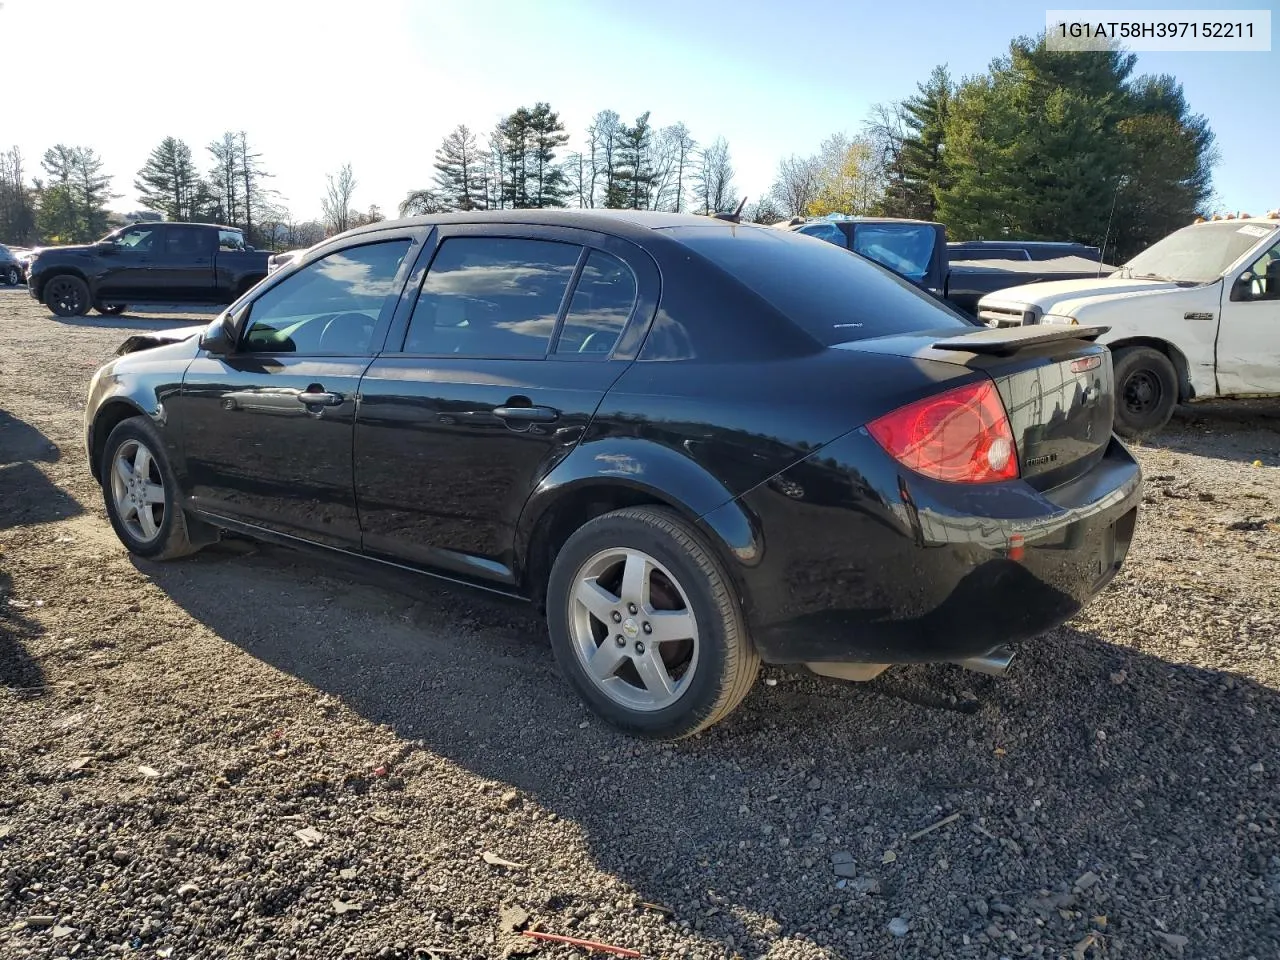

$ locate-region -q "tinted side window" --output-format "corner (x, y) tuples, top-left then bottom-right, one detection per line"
(218, 229), (246, 252)
(554, 251), (637, 356)
(165, 226), (213, 256)
(404, 237), (581, 358)
(117, 226), (160, 252)
(798, 222), (848, 248)
(241, 239), (411, 355)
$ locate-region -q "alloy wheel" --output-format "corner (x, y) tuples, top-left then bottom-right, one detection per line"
(568, 547), (700, 712)
(47, 277), (85, 315)
(109, 438), (167, 543)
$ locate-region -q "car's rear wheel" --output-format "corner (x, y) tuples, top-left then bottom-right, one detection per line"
(546, 506), (760, 739)
(1113, 346), (1178, 438)
(2, 266), (18, 286)
(44, 275), (91, 317)
(95, 302), (127, 316)
(101, 418), (201, 561)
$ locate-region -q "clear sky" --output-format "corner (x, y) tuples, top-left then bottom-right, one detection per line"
(2, 0), (1274, 221)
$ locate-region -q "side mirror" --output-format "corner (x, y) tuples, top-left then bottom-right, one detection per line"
(198, 313), (237, 354)
(97, 241), (117, 254)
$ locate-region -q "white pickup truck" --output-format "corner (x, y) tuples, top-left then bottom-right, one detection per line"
(976, 215), (1280, 437)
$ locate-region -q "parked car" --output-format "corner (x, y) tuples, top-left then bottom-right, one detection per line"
(976, 214), (1280, 437)
(84, 210), (1142, 739)
(775, 216), (1111, 316)
(0, 243), (25, 285)
(949, 240), (1102, 262)
(27, 222), (270, 317)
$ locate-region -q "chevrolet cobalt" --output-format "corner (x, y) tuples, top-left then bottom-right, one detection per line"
(85, 211), (1141, 739)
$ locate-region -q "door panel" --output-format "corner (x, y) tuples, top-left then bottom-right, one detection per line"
(355, 358), (622, 580)
(1217, 237), (1280, 395)
(159, 225), (217, 300)
(97, 224), (163, 300)
(176, 356), (369, 546)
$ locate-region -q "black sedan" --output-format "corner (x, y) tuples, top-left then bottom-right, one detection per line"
(84, 210), (1142, 739)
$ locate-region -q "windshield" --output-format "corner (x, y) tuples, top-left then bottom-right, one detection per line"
(1120, 221), (1278, 283)
(851, 224), (936, 282)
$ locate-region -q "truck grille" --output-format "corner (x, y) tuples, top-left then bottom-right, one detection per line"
(979, 305), (1037, 328)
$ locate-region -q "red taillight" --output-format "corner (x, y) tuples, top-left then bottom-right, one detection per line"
(867, 379), (1019, 484)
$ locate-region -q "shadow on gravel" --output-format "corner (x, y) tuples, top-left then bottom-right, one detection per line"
(0, 566), (46, 695)
(144, 542), (1280, 959)
(1156, 398), (1280, 467)
(0, 409), (60, 465)
(46, 314), (202, 331)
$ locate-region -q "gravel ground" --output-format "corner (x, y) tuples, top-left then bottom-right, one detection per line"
(1, 286), (1278, 960)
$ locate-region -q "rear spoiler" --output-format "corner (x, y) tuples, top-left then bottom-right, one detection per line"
(931, 325), (1109, 357)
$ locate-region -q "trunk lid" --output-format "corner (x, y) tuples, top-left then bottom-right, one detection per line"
(838, 325), (1115, 489)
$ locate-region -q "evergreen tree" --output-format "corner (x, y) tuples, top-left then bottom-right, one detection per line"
(38, 145), (114, 242)
(526, 102), (569, 208)
(134, 137), (203, 221)
(896, 65), (952, 220)
(616, 112), (656, 210)
(432, 124), (483, 211)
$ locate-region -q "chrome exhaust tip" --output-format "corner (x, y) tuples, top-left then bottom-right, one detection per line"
(953, 644), (1016, 678)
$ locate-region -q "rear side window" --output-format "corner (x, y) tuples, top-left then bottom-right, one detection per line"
(798, 222), (848, 248)
(218, 229), (246, 252)
(405, 237), (581, 358)
(669, 225), (971, 344)
(851, 224), (936, 282)
(553, 250), (637, 356)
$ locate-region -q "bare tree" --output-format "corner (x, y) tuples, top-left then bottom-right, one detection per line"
(589, 110), (623, 208)
(770, 153), (822, 217)
(322, 163), (357, 235)
(865, 102), (910, 216)
(693, 136), (736, 214)
(399, 188), (446, 216)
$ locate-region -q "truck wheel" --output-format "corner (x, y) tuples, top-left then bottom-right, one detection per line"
(546, 506), (760, 740)
(95, 303), (127, 316)
(1113, 346), (1178, 438)
(44, 275), (91, 317)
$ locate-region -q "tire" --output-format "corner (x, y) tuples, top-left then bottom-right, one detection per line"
(2, 266), (18, 286)
(100, 417), (201, 561)
(546, 506), (760, 740)
(1113, 346), (1178, 438)
(95, 303), (127, 316)
(43, 274), (91, 317)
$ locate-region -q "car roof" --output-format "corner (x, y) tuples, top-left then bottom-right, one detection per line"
(775, 216), (942, 229)
(339, 208), (754, 244)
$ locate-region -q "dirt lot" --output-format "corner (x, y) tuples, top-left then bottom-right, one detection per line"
(2, 285), (1279, 960)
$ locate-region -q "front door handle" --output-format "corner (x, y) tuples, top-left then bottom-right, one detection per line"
(493, 404), (559, 423)
(297, 388), (343, 406)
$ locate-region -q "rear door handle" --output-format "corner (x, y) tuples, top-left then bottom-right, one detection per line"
(297, 389), (344, 406)
(493, 405), (559, 423)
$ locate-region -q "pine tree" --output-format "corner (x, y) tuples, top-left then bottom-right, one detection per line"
(616, 112), (655, 210)
(526, 103), (569, 208)
(38, 145), (114, 242)
(432, 124), (483, 211)
(135, 137), (203, 221)
(896, 65), (952, 220)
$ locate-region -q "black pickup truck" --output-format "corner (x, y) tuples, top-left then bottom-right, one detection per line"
(775, 217), (1110, 318)
(28, 222), (270, 317)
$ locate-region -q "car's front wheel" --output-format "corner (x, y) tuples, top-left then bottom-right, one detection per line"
(101, 418), (201, 561)
(1113, 346), (1178, 438)
(2, 266), (18, 286)
(43, 275), (91, 317)
(546, 506), (760, 739)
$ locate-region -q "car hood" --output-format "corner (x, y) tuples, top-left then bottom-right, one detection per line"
(978, 276), (1184, 314)
(115, 324), (207, 357)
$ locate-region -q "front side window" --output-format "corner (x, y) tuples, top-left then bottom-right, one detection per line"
(240, 239), (411, 355)
(404, 237), (581, 357)
(218, 229), (246, 252)
(1242, 236), (1280, 301)
(553, 250), (637, 356)
(852, 224), (936, 282)
(116, 226), (160, 252)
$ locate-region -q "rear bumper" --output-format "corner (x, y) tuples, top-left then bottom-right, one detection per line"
(703, 431), (1142, 665)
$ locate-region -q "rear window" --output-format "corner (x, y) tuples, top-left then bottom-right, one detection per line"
(669, 225), (972, 344)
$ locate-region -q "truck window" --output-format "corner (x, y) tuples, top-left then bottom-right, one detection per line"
(218, 229), (246, 252)
(166, 225), (214, 256)
(1243, 236), (1280, 300)
(797, 222), (848, 248)
(116, 226), (160, 252)
(851, 224), (935, 282)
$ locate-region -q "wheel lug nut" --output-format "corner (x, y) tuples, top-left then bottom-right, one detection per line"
(642, 622), (652, 634)
(627, 603), (637, 615)
(634, 641), (645, 654)
(614, 635), (625, 647)
(611, 611), (622, 623)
